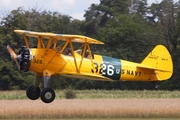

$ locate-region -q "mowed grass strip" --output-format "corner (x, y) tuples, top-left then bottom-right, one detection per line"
(0, 90), (180, 100)
(0, 99), (180, 119)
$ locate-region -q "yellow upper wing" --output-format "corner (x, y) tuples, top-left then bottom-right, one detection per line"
(14, 30), (104, 44)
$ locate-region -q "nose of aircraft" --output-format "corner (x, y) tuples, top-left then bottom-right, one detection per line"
(7, 45), (31, 72)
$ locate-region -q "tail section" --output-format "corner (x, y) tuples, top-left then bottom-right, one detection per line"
(138, 45), (173, 81)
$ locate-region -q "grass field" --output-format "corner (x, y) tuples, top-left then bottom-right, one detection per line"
(0, 90), (180, 119)
(0, 99), (180, 119)
(0, 90), (180, 100)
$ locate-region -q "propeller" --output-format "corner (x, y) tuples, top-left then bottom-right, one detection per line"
(7, 45), (20, 70)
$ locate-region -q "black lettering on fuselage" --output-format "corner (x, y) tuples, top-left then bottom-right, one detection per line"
(135, 71), (138, 76)
(162, 58), (168, 61)
(33, 59), (43, 64)
(121, 69), (125, 74)
(125, 70), (141, 77)
(131, 71), (134, 75)
(148, 56), (158, 59)
(127, 70), (131, 75)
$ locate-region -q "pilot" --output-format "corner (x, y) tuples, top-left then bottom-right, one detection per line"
(85, 50), (90, 58)
(65, 48), (72, 56)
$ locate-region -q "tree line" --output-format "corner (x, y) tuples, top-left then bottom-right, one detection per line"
(0, 0), (180, 90)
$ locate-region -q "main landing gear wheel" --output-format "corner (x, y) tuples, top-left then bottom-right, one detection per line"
(40, 88), (55, 103)
(26, 85), (40, 100)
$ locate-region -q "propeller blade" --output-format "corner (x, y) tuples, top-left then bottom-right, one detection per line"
(7, 45), (17, 59)
(7, 45), (20, 70)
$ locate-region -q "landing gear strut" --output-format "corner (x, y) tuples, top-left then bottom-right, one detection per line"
(26, 75), (56, 103)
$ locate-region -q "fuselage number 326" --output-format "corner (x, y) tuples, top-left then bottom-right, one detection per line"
(91, 63), (115, 76)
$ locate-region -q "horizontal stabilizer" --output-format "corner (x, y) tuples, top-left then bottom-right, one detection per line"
(137, 64), (171, 72)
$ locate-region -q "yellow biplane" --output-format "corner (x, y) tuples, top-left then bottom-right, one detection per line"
(7, 30), (173, 103)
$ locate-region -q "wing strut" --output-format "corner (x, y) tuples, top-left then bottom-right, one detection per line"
(69, 39), (79, 73)
(23, 35), (29, 48)
(46, 37), (53, 49)
(78, 42), (87, 72)
(78, 39), (95, 73)
(86, 42), (95, 73)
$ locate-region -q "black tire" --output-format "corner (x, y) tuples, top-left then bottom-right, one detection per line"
(152, 82), (159, 90)
(26, 85), (40, 100)
(40, 88), (55, 103)
(154, 83), (159, 90)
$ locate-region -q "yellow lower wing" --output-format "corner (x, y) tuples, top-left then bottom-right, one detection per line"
(58, 72), (112, 81)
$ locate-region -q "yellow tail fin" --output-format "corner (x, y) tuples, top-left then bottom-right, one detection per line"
(139, 45), (173, 81)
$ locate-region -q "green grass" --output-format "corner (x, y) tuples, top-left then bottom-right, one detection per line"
(73, 90), (180, 99)
(0, 90), (180, 100)
(5, 118), (180, 120)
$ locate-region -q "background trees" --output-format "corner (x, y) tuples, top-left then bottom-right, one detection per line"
(0, 0), (180, 90)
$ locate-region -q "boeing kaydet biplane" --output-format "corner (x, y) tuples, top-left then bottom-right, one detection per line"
(7, 30), (173, 103)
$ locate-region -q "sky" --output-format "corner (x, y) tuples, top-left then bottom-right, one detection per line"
(0, 0), (175, 20)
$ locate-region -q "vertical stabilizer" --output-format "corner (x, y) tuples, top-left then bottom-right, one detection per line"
(141, 45), (173, 80)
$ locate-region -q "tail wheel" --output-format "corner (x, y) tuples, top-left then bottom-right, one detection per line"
(40, 88), (55, 103)
(153, 82), (159, 90)
(26, 85), (40, 100)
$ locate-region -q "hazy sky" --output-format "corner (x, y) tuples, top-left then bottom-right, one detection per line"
(0, 0), (175, 20)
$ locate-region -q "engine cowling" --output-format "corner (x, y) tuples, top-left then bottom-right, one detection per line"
(17, 46), (31, 72)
